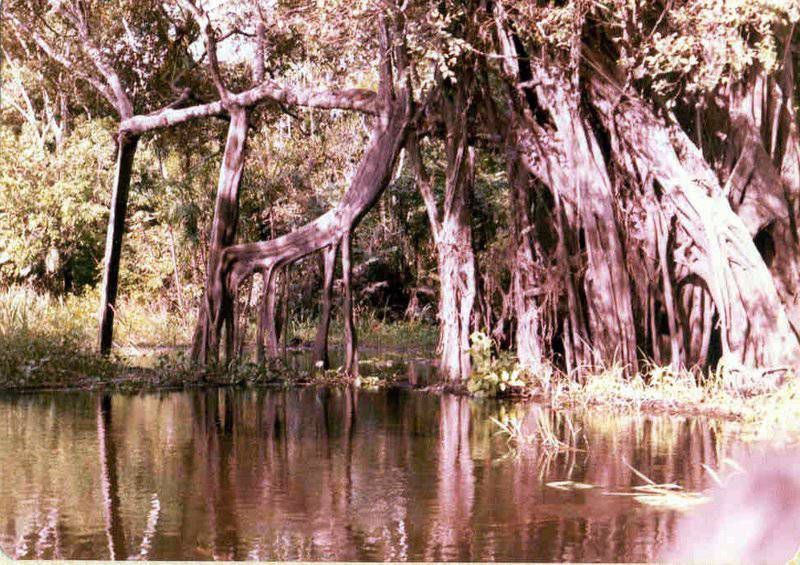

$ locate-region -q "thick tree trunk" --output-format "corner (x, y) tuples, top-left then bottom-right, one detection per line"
(191, 106), (249, 366)
(436, 141), (477, 382)
(97, 133), (139, 355)
(589, 70), (800, 372)
(436, 224), (476, 382)
(532, 65), (638, 371)
(313, 243), (339, 370)
(721, 73), (800, 338)
(492, 11), (609, 372)
(506, 144), (543, 371)
(504, 109), (592, 371)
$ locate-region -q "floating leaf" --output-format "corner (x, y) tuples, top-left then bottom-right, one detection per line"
(546, 480), (595, 491)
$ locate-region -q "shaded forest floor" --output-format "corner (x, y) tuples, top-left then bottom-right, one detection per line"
(2, 288), (799, 444)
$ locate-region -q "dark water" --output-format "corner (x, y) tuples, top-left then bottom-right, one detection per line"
(0, 385), (742, 561)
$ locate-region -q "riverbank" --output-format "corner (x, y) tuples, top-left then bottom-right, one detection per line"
(540, 365), (800, 444)
(0, 286), (435, 392)
(2, 287), (799, 444)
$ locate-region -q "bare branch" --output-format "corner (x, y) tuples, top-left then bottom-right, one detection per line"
(8, 13), (118, 108)
(48, 0), (134, 117)
(119, 81), (378, 134)
(177, 0), (230, 102)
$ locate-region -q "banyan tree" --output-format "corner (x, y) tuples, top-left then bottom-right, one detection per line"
(8, 0), (800, 388)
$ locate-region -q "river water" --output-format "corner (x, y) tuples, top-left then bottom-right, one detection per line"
(0, 384), (746, 561)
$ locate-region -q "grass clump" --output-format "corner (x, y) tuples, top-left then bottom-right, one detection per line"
(0, 286), (114, 388)
(526, 360), (800, 443)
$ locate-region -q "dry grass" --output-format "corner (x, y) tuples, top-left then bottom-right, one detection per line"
(534, 361), (800, 444)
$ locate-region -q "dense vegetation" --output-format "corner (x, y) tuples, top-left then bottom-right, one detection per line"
(2, 0), (800, 395)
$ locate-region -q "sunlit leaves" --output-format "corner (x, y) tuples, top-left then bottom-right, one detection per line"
(0, 119), (115, 289)
(609, 0), (799, 97)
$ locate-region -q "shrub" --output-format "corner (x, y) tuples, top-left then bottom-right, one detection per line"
(467, 331), (528, 397)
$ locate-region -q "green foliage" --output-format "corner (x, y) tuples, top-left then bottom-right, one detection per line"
(467, 331), (528, 397)
(633, 0), (799, 97)
(0, 119), (115, 290)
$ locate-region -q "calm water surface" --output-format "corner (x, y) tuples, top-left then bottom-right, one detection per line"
(0, 384), (745, 561)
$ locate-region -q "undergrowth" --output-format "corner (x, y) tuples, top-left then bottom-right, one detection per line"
(3, 288), (800, 445)
(0, 287), (113, 388)
(468, 331), (800, 443)
(0, 286), (195, 389)
(290, 306), (438, 353)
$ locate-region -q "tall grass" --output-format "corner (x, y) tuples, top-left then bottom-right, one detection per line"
(0, 286), (198, 389)
(0, 287), (435, 390)
(0, 286), (112, 388)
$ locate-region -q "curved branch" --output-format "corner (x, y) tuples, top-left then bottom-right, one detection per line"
(119, 83), (378, 134)
(202, 94), (410, 359)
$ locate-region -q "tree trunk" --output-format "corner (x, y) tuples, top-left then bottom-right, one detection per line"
(342, 232), (358, 376)
(720, 73), (800, 338)
(313, 242), (339, 370)
(436, 143), (477, 383)
(259, 214), (283, 362)
(532, 65), (638, 371)
(589, 69), (800, 372)
(280, 266), (289, 355)
(655, 211), (685, 369)
(97, 133), (139, 355)
(506, 144), (543, 371)
(680, 283), (714, 368)
(255, 266), (282, 362)
(233, 276), (254, 361)
(494, 11), (616, 371)
(191, 106), (249, 366)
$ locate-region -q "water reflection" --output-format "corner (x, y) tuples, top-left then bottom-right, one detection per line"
(0, 387), (743, 561)
(97, 394), (126, 559)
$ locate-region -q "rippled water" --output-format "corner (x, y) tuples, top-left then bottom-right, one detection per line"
(0, 384), (745, 561)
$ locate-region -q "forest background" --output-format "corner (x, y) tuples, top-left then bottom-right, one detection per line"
(2, 0), (800, 423)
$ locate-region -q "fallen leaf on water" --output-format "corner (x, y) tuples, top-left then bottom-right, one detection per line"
(546, 480), (595, 491)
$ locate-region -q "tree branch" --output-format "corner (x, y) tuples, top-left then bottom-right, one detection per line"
(119, 81), (377, 134)
(8, 14), (118, 109)
(48, 1), (134, 117)
(177, 0), (230, 102)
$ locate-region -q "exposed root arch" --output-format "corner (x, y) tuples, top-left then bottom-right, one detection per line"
(202, 95), (411, 369)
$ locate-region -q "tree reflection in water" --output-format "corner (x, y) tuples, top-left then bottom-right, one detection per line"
(0, 387), (747, 561)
